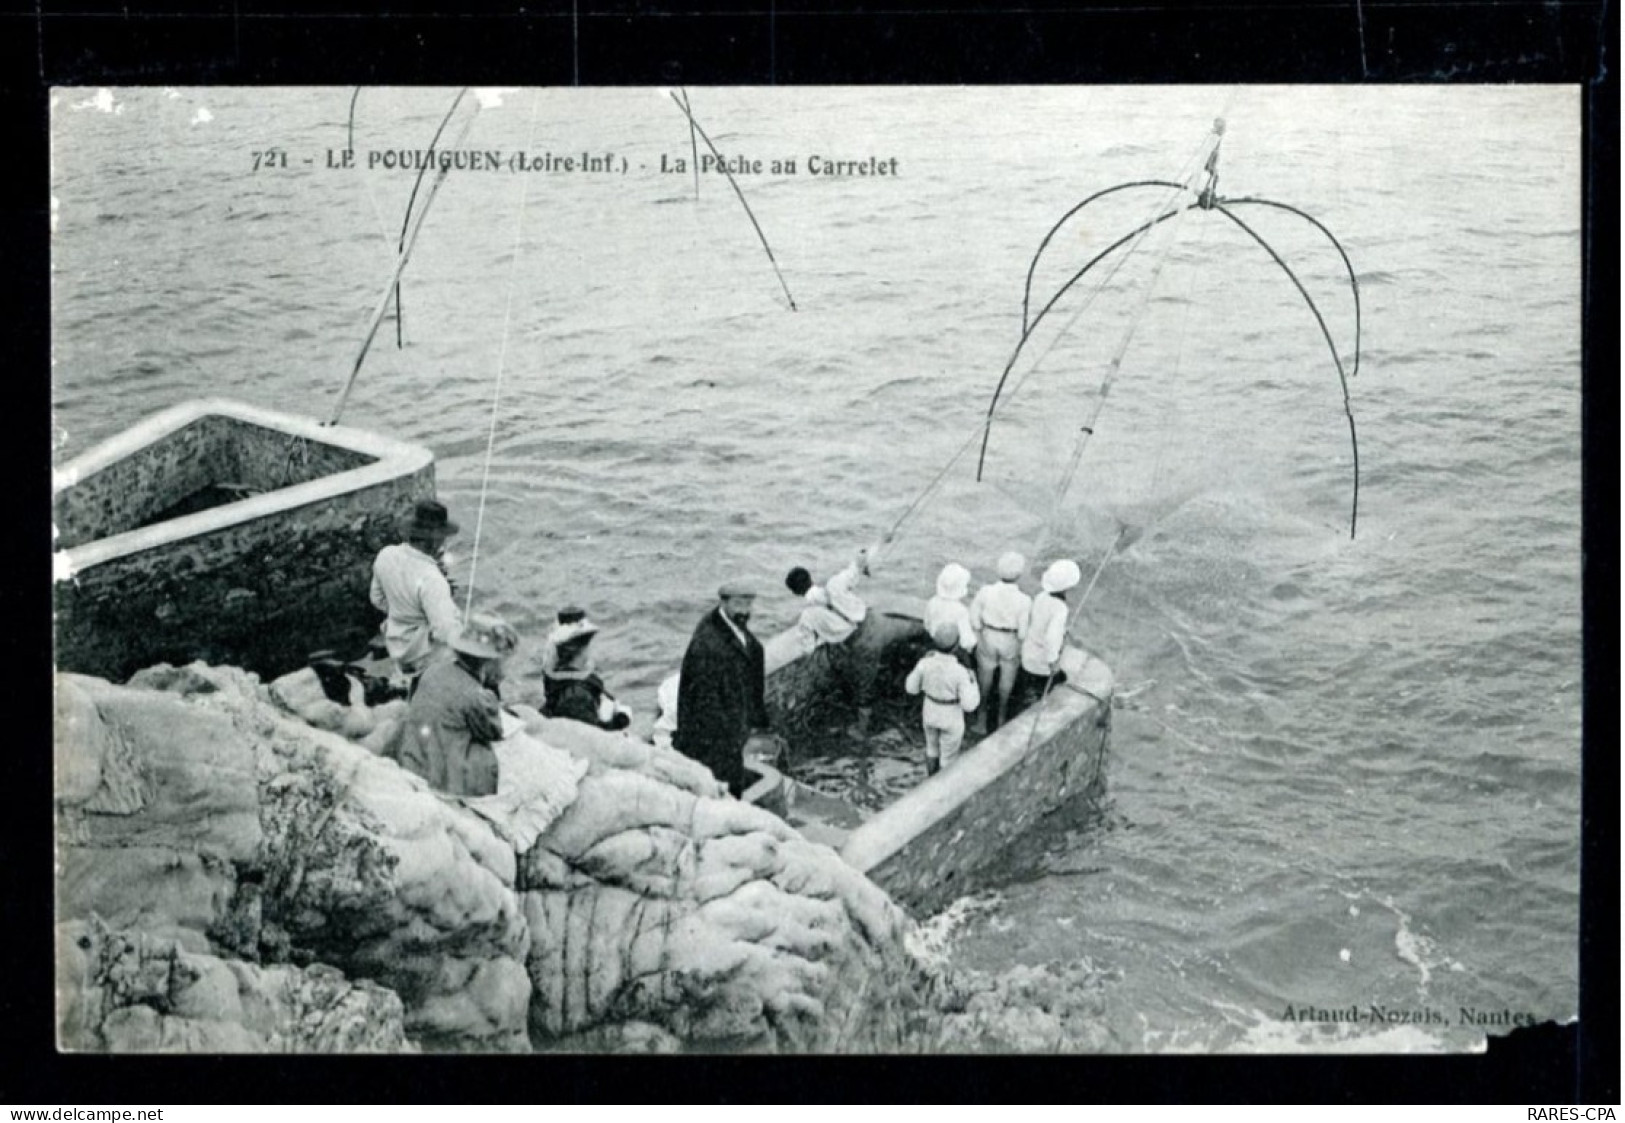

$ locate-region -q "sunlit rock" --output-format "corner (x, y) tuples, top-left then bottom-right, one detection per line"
(57, 918), (407, 1053)
(55, 662), (938, 1053)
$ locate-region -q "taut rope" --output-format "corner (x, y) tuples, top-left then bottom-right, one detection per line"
(327, 99), (480, 427)
(669, 89), (798, 312)
(462, 89), (545, 622)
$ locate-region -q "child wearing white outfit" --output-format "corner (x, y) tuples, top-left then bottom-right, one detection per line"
(1014, 557), (1081, 713)
(905, 623), (983, 775)
(968, 550), (1033, 733)
(923, 562), (978, 656)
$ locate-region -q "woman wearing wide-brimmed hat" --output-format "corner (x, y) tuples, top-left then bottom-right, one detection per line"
(399, 612), (519, 797)
(540, 613), (632, 732)
(905, 621), (982, 776)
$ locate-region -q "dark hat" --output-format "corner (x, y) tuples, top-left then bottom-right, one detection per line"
(408, 498), (459, 537)
(556, 606), (587, 625)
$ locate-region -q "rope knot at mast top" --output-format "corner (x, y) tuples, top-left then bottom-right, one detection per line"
(872, 123), (1223, 568)
(874, 108), (1360, 589)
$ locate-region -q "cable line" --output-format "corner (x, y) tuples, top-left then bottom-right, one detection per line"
(462, 88), (544, 621)
(328, 98), (480, 427)
(394, 89), (472, 349)
(669, 89), (798, 311)
(1209, 203), (1360, 537)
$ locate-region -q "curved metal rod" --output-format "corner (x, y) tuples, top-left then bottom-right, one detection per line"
(668, 91), (797, 311)
(1211, 203), (1360, 538)
(399, 88), (472, 253)
(1221, 196), (1362, 379)
(394, 88), (472, 346)
(1021, 179), (1193, 335)
(329, 105), (480, 426)
(346, 87), (362, 152)
(975, 202), (1201, 481)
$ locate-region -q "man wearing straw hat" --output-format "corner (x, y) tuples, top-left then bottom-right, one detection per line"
(400, 612), (519, 798)
(674, 581), (774, 797)
(370, 498), (463, 692)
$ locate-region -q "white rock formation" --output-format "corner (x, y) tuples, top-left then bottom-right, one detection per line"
(54, 663), (930, 1053)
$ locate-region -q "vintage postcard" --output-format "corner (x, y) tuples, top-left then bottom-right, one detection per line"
(51, 85), (1582, 1057)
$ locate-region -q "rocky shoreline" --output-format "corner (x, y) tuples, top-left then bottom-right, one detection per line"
(54, 661), (1109, 1053)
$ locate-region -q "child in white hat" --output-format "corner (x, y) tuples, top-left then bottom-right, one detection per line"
(968, 550), (1033, 734)
(905, 622), (983, 776)
(924, 562), (977, 662)
(1014, 558), (1081, 714)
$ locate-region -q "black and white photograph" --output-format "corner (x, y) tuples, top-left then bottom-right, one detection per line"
(49, 83), (1584, 1059)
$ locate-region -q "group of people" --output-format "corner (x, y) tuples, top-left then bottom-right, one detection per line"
(365, 497), (1081, 801)
(366, 499), (632, 797)
(907, 551), (1082, 773)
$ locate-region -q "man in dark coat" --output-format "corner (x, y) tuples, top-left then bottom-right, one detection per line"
(674, 581), (772, 797)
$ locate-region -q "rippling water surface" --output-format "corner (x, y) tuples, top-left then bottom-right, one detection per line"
(51, 86), (1581, 1052)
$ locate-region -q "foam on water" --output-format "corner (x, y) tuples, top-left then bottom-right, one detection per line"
(906, 891), (1007, 969)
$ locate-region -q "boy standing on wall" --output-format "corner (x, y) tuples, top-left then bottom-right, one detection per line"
(905, 622), (982, 776)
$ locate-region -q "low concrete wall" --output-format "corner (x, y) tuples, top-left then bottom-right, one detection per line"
(762, 600), (931, 751)
(759, 596), (1114, 917)
(54, 411), (375, 551)
(54, 414), (232, 550)
(839, 648), (1113, 916)
(53, 400), (435, 682)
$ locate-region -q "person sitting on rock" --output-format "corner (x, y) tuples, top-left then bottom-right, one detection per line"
(540, 615), (632, 732)
(400, 612), (518, 797)
(787, 547), (877, 736)
(968, 550), (1033, 734)
(539, 605), (592, 675)
(924, 562), (978, 666)
(905, 622), (982, 776)
(370, 498), (463, 694)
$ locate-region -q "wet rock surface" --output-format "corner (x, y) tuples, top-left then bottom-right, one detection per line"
(920, 961), (1121, 1053)
(56, 918), (409, 1053)
(54, 662), (942, 1053)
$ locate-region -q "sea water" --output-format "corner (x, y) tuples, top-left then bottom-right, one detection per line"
(50, 85), (1582, 1052)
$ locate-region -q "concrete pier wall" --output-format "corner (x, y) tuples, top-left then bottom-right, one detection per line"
(53, 400), (435, 682)
(760, 598), (1113, 916)
(54, 411), (375, 551)
(841, 648), (1112, 916)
